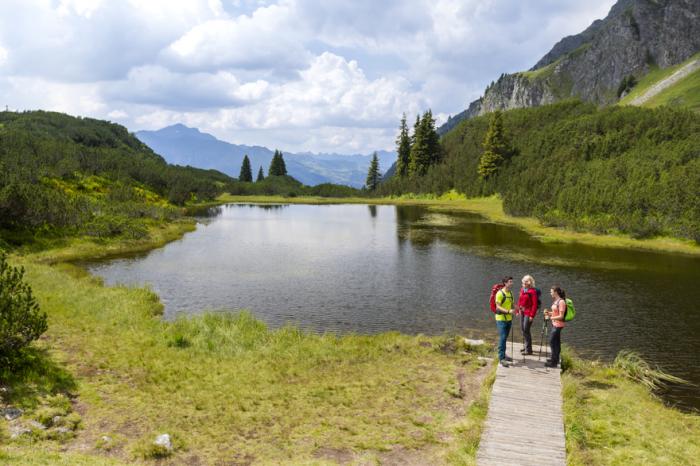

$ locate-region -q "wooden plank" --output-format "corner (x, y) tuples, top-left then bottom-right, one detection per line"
(477, 342), (567, 465)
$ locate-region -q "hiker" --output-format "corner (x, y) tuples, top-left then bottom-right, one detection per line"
(494, 276), (515, 367)
(544, 285), (566, 368)
(517, 275), (539, 355)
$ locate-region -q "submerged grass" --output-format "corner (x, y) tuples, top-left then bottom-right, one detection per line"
(1, 237), (493, 464)
(218, 193), (700, 256)
(562, 347), (700, 465)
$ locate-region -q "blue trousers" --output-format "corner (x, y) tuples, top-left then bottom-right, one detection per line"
(496, 320), (512, 361)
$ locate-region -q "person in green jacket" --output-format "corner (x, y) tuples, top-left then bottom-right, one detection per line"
(495, 276), (515, 367)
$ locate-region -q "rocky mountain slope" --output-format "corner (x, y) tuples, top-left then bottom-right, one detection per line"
(135, 125), (395, 187)
(439, 0), (700, 133)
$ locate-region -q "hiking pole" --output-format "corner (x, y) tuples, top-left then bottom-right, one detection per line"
(538, 314), (546, 360)
(511, 314), (514, 362)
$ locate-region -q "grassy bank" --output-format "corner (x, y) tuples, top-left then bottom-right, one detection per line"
(1, 234), (494, 465)
(217, 193), (700, 256)
(562, 350), (700, 465)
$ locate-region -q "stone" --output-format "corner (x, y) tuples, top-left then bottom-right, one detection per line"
(52, 415), (64, 426)
(464, 338), (486, 346)
(9, 424), (31, 439)
(28, 420), (47, 430)
(2, 407), (23, 421)
(154, 433), (173, 451)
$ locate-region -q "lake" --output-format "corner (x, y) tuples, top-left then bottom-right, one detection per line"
(85, 203), (700, 411)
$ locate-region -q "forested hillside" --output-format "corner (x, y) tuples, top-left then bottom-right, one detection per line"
(0, 111), (232, 244)
(380, 101), (700, 241)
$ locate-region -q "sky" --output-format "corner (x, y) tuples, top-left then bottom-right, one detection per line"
(0, 0), (616, 154)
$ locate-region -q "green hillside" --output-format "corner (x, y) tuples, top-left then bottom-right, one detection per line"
(380, 101), (700, 242)
(0, 111), (233, 245)
(619, 52), (700, 112)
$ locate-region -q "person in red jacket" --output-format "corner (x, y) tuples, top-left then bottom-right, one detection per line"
(517, 275), (538, 355)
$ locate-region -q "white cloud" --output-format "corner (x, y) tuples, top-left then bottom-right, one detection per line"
(0, 0), (617, 153)
(103, 65), (269, 109)
(162, 3), (310, 75)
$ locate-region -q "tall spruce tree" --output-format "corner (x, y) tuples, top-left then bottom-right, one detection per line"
(423, 110), (441, 165)
(239, 155), (253, 182)
(269, 150), (288, 176)
(256, 166), (265, 182)
(365, 152), (381, 191)
(395, 113), (411, 177)
(478, 110), (510, 179)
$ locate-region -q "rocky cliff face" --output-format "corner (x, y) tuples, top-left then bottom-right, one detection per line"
(444, 0), (700, 127)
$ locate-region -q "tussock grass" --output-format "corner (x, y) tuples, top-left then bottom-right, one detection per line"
(562, 347), (700, 465)
(2, 246), (491, 464)
(613, 350), (689, 392)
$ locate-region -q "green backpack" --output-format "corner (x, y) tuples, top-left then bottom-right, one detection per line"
(564, 298), (576, 322)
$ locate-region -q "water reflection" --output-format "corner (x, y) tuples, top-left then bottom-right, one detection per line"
(85, 203), (700, 411)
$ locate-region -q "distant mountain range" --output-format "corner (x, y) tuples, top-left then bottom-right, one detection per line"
(135, 124), (396, 188)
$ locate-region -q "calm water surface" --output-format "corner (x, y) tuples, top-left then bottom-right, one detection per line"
(86, 204), (700, 410)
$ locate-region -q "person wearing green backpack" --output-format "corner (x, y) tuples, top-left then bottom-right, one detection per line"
(544, 285), (568, 368)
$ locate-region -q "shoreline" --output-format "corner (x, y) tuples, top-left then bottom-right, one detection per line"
(215, 193), (700, 257)
(4, 213), (699, 464)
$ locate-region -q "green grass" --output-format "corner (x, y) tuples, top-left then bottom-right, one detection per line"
(562, 348), (700, 465)
(1, 239), (493, 464)
(218, 193), (700, 257)
(619, 52), (700, 106)
(642, 67), (700, 112)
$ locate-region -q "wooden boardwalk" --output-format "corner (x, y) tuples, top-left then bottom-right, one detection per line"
(477, 341), (566, 466)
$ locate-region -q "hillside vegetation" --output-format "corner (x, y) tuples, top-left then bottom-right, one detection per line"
(381, 101), (700, 242)
(0, 111), (234, 246)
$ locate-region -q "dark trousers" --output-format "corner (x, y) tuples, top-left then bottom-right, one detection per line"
(520, 314), (533, 352)
(549, 326), (562, 365)
(496, 320), (512, 361)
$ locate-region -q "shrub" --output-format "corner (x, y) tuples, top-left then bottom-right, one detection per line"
(0, 251), (48, 362)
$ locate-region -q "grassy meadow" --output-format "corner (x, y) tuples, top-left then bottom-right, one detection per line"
(1, 232), (495, 465)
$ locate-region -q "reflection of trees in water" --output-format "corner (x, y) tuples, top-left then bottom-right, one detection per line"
(245, 204), (287, 211)
(187, 205), (222, 217)
(368, 205), (377, 218)
(395, 205), (438, 247)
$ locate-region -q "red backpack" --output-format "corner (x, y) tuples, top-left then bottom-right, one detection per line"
(489, 283), (505, 313)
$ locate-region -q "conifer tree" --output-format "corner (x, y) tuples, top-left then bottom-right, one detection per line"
(395, 113), (411, 177)
(268, 150), (288, 176)
(365, 152), (381, 191)
(478, 110), (510, 179)
(239, 155), (253, 182)
(423, 110), (441, 165)
(256, 166), (265, 182)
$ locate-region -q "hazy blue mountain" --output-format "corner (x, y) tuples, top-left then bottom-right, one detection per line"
(135, 124), (395, 187)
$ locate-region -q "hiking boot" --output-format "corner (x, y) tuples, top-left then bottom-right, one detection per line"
(520, 349), (533, 355)
(503, 356), (513, 362)
(544, 361), (558, 368)
(499, 360), (510, 367)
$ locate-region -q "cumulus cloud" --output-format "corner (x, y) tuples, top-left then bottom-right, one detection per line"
(0, 0), (616, 153)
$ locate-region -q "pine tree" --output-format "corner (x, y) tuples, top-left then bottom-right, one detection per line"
(269, 150), (288, 176)
(408, 114), (431, 178)
(256, 166), (265, 182)
(478, 111), (510, 179)
(395, 113), (411, 177)
(423, 109), (441, 165)
(366, 152), (381, 191)
(239, 155), (253, 182)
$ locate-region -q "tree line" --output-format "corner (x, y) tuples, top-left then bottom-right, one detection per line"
(380, 101), (699, 242)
